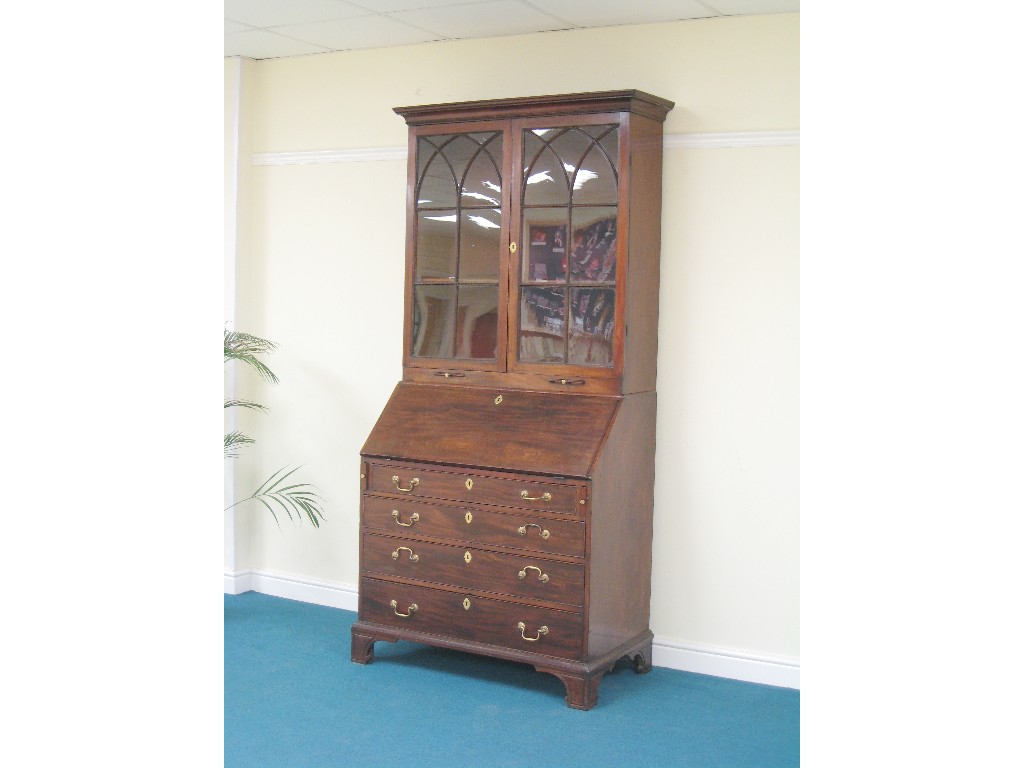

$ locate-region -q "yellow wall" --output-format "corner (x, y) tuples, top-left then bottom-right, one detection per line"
(226, 13), (799, 670)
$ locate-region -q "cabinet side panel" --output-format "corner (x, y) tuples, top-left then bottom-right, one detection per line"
(586, 391), (657, 658)
(623, 115), (666, 394)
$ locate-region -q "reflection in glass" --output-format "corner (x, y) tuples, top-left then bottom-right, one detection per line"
(417, 138), (458, 208)
(521, 208), (568, 283)
(522, 138), (570, 206)
(461, 136), (503, 207)
(455, 285), (499, 359)
(520, 287), (566, 363)
(569, 288), (615, 366)
(415, 210), (457, 280)
(459, 208), (501, 281)
(571, 141), (617, 205)
(412, 285), (456, 358)
(569, 208), (617, 283)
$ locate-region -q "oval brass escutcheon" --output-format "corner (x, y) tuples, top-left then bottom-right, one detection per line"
(463, 597), (471, 610)
(494, 394), (503, 405)
(464, 511), (473, 524)
(464, 551), (472, 563)
(465, 478), (473, 490)
(509, 241), (517, 254)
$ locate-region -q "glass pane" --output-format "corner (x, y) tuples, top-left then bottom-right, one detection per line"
(569, 288), (615, 366)
(460, 134), (503, 207)
(417, 139), (457, 208)
(459, 208), (501, 281)
(572, 140), (618, 205)
(569, 207), (617, 283)
(412, 285), (456, 358)
(521, 208), (568, 283)
(415, 210), (457, 280)
(519, 287), (566, 363)
(522, 131), (570, 206)
(454, 285), (499, 359)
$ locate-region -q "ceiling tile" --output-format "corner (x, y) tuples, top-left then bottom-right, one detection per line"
(346, 0), (494, 11)
(528, 0), (715, 27)
(392, 0), (570, 39)
(225, 28), (330, 58)
(699, 0), (800, 15)
(225, 19), (256, 34)
(273, 14), (443, 50)
(225, 0), (368, 29)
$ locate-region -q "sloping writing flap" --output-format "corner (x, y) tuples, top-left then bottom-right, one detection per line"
(361, 383), (619, 478)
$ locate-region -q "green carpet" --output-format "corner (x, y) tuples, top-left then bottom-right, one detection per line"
(225, 592), (798, 767)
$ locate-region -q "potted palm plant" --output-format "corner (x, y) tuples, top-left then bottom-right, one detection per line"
(224, 330), (324, 528)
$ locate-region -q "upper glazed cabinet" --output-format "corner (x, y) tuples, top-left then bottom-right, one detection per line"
(396, 91), (674, 396)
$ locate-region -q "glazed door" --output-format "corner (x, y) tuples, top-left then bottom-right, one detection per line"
(405, 122), (512, 371)
(507, 114), (625, 380)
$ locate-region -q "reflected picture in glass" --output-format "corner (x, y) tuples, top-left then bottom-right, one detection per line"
(519, 287), (566, 363)
(522, 208), (567, 283)
(569, 208), (617, 283)
(569, 288), (615, 366)
(412, 285), (456, 358)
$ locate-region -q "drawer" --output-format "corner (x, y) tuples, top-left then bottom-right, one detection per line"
(362, 494), (586, 559)
(365, 461), (583, 515)
(360, 577), (583, 660)
(361, 532), (584, 608)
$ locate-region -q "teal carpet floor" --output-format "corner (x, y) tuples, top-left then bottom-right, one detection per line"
(225, 592), (799, 767)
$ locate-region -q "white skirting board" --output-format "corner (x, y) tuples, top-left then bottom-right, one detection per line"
(225, 571), (799, 690)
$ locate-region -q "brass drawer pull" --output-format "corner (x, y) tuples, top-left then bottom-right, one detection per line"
(517, 523), (550, 539)
(392, 475), (420, 492)
(391, 546), (419, 562)
(549, 378), (586, 386)
(390, 600), (417, 618)
(392, 510), (420, 527)
(434, 371), (465, 378)
(517, 622), (548, 641)
(520, 490), (552, 502)
(518, 565), (550, 583)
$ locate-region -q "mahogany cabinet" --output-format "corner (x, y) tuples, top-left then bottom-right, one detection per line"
(351, 91), (673, 709)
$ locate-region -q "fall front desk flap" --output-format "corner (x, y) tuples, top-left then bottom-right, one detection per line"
(361, 383), (620, 478)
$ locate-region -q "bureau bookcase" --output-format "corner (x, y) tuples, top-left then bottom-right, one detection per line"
(351, 91), (673, 709)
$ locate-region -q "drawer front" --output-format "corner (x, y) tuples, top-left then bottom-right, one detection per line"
(366, 461), (582, 515)
(362, 494), (586, 558)
(360, 577), (583, 660)
(362, 532), (584, 608)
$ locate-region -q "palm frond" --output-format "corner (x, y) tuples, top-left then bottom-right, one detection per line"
(224, 430), (255, 457)
(226, 465), (325, 528)
(224, 398), (268, 412)
(224, 330), (279, 384)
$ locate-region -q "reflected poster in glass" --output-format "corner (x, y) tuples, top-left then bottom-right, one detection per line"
(519, 286), (566, 363)
(568, 288), (614, 366)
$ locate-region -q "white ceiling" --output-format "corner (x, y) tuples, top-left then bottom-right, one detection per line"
(226, 0), (799, 60)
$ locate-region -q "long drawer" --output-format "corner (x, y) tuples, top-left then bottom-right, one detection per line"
(366, 461), (584, 515)
(361, 532), (584, 608)
(360, 577), (583, 660)
(362, 494), (586, 558)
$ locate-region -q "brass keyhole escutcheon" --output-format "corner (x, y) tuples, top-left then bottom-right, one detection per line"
(465, 478), (473, 490)
(464, 551), (473, 563)
(494, 394), (503, 405)
(463, 597), (471, 610)
(509, 241), (517, 253)
(464, 511), (473, 524)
